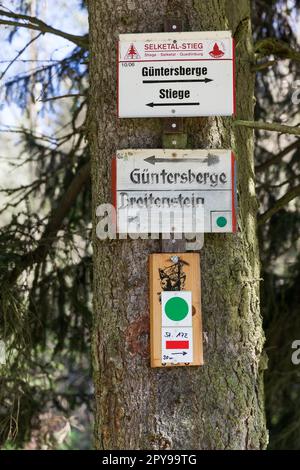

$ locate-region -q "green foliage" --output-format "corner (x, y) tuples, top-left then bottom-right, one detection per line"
(0, 0), (91, 449)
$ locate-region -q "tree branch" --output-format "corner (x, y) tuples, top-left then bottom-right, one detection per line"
(258, 184), (300, 225)
(255, 140), (300, 173)
(39, 93), (84, 102)
(254, 38), (300, 62)
(0, 32), (42, 80)
(251, 60), (277, 72)
(8, 162), (90, 284)
(234, 120), (300, 136)
(0, 9), (88, 49)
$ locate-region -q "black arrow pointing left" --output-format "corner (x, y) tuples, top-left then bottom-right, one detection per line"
(146, 102), (199, 108)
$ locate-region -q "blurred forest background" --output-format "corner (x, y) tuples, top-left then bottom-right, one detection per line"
(0, 0), (299, 450)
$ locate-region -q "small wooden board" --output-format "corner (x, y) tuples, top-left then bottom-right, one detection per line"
(149, 253), (203, 368)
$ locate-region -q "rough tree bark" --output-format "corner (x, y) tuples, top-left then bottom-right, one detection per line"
(88, 0), (268, 450)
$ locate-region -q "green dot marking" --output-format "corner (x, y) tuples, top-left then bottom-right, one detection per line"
(165, 297), (189, 322)
(216, 216), (227, 228)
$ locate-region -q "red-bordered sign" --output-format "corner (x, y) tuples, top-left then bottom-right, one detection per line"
(117, 31), (236, 118)
(112, 149), (237, 234)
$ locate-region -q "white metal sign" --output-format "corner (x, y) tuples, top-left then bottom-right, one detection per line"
(118, 31), (235, 118)
(161, 291), (193, 364)
(113, 149), (237, 234)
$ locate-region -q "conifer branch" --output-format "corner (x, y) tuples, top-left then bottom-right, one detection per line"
(258, 184), (300, 225)
(251, 60), (277, 72)
(8, 162), (90, 284)
(234, 120), (300, 136)
(254, 38), (300, 62)
(255, 140), (300, 173)
(39, 93), (84, 102)
(0, 9), (88, 49)
(0, 32), (42, 80)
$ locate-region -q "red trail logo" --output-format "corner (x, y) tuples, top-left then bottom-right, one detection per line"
(209, 43), (224, 58)
(124, 43), (141, 60)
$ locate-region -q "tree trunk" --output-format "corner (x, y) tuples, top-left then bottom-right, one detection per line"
(88, 0), (268, 450)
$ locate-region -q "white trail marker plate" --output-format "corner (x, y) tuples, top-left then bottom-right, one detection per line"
(118, 31), (235, 118)
(112, 149), (237, 234)
(161, 291), (193, 364)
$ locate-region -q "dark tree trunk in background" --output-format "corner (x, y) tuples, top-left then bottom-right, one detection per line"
(88, 0), (268, 450)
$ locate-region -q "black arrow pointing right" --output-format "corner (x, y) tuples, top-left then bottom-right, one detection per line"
(172, 351), (188, 356)
(143, 78), (213, 84)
